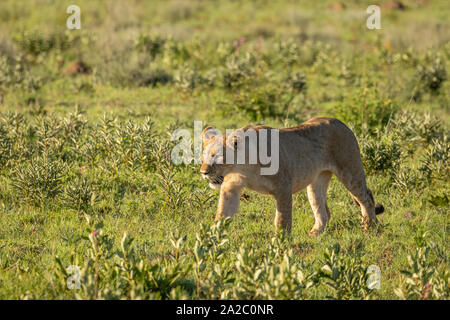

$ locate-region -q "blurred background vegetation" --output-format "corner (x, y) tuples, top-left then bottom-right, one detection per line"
(0, 0), (448, 125)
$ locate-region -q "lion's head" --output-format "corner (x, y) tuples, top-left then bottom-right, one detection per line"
(200, 126), (234, 189)
(200, 125), (278, 188)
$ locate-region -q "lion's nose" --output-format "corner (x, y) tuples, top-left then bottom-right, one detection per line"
(200, 163), (212, 175)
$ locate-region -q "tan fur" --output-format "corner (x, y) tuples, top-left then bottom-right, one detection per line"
(200, 117), (382, 236)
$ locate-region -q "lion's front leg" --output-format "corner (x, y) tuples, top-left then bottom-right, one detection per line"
(274, 192), (293, 232)
(215, 183), (242, 221)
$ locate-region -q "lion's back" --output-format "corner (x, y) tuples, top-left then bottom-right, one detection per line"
(281, 117), (363, 173)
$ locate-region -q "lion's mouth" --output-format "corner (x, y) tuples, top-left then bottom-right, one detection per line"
(207, 176), (224, 190)
(212, 176), (224, 185)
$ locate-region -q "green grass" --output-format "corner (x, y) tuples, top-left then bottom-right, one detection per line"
(0, 0), (448, 299)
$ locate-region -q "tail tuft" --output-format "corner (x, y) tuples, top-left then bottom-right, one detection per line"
(375, 204), (385, 215)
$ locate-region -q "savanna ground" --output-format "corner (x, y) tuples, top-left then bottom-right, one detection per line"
(0, 0), (448, 300)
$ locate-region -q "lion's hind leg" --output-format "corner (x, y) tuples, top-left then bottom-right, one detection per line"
(334, 169), (378, 230)
(307, 171), (332, 236)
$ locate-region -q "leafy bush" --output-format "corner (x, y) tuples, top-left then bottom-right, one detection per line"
(360, 132), (402, 175)
(156, 165), (186, 210)
(127, 67), (172, 87)
(0, 112), (32, 167)
(412, 57), (447, 100)
(13, 30), (74, 56)
(221, 52), (256, 89)
(319, 244), (375, 300)
(395, 233), (449, 300)
(53, 215), (395, 300)
(418, 136), (449, 184)
(392, 169), (421, 195)
(0, 121), (13, 168)
(331, 89), (398, 134)
(134, 35), (166, 59)
(273, 39), (300, 67)
(11, 156), (65, 206)
(228, 234), (315, 299)
(287, 72), (307, 94)
(388, 111), (444, 147)
(229, 85), (280, 121)
(174, 64), (199, 91)
(0, 54), (42, 91)
(64, 176), (98, 213)
(54, 217), (319, 300)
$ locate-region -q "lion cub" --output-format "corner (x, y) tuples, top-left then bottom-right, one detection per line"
(200, 117), (384, 236)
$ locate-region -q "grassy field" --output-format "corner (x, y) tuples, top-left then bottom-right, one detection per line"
(0, 0), (448, 299)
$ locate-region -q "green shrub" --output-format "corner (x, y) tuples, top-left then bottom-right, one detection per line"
(319, 244), (376, 300)
(0, 54), (42, 91)
(360, 132), (402, 175)
(53, 217), (318, 300)
(227, 234), (315, 299)
(388, 111), (444, 147)
(0, 112), (32, 167)
(392, 169), (421, 195)
(287, 72), (307, 94)
(13, 30), (73, 56)
(418, 136), (449, 184)
(395, 234), (449, 300)
(64, 176), (98, 213)
(412, 57), (447, 100)
(174, 64), (199, 91)
(134, 35), (166, 59)
(331, 89), (398, 134)
(127, 67), (172, 87)
(273, 39), (300, 67)
(11, 156), (65, 206)
(162, 39), (191, 67)
(221, 52), (256, 89)
(230, 85), (279, 121)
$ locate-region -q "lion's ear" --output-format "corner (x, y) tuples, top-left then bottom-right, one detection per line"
(202, 126), (219, 143)
(231, 135), (238, 149)
(226, 130), (242, 150)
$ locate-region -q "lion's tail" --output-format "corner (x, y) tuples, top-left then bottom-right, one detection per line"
(375, 204), (385, 215)
(370, 189), (385, 215)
